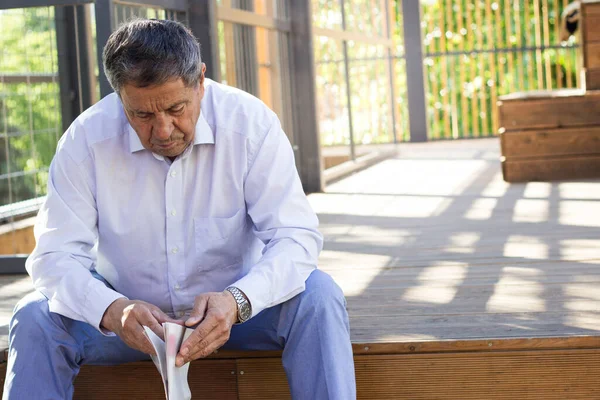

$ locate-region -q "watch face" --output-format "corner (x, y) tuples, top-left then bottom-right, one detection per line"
(240, 303), (252, 321)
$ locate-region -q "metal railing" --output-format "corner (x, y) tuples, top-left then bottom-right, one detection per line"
(422, 0), (579, 139)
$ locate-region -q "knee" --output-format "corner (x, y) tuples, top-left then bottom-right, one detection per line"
(10, 292), (54, 339)
(300, 270), (347, 310)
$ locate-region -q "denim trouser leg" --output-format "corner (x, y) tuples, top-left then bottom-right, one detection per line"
(2, 290), (150, 400)
(224, 270), (357, 400)
(3, 270), (356, 400)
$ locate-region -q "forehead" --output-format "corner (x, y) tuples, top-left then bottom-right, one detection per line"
(120, 79), (197, 111)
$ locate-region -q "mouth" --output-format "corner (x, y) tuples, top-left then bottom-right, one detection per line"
(155, 142), (175, 150)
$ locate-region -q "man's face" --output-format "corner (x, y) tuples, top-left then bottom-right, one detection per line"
(120, 73), (205, 158)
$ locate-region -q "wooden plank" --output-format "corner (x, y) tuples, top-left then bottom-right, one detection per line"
(584, 68), (600, 90)
(502, 154), (600, 182)
(0, 219), (35, 255)
(582, 0), (600, 47)
(74, 360), (238, 399)
(233, 350), (600, 399)
(352, 350), (600, 399)
(350, 336), (600, 355)
(312, 27), (393, 47)
(500, 126), (600, 158)
(237, 358), (290, 400)
(217, 6), (291, 32)
(498, 91), (600, 131)
(584, 42), (600, 69)
(4, 349), (600, 399)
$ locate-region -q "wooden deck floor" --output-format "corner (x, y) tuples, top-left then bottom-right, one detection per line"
(1, 138), (600, 398)
(312, 138), (600, 345)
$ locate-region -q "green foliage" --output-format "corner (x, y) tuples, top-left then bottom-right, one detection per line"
(312, 0), (579, 144)
(0, 7), (61, 206)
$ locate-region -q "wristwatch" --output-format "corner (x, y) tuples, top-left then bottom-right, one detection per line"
(225, 286), (252, 323)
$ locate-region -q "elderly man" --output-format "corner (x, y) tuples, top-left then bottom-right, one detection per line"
(3, 19), (355, 399)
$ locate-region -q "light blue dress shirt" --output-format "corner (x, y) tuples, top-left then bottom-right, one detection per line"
(26, 79), (323, 333)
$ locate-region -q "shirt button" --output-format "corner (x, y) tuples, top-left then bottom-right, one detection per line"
(174, 284), (180, 290)
(171, 209), (177, 216)
(177, 311), (185, 317)
(170, 171), (177, 177)
(171, 247), (179, 254)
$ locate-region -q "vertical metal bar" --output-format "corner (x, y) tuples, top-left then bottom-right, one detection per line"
(95, 0), (116, 97)
(534, 0), (544, 89)
(542, 0), (552, 89)
(402, 0), (428, 142)
(466, 0), (477, 137)
(504, 0), (515, 92)
(562, 0), (573, 88)
(553, 0), (563, 88)
(457, 0), (468, 137)
(524, 0), (535, 91)
(445, 0), (459, 138)
(55, 5), (96, 132)
(290, 0), (323, 192)
(384, 0), (397, 143)
(438, 0), (450, 138)
(266, 0), (284, 119)
(425, 4), (439, 139)
(485, 0), (498, 134)
(340, 0), (355, 158)
(475, 0), (486, 136)
(188, 0), (221, 82)
(514, 1), (525, 91)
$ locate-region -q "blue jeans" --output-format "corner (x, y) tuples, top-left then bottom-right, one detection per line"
(2, 270), (356, 400)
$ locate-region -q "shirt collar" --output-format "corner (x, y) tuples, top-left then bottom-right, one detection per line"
(128, 110), (214, 153)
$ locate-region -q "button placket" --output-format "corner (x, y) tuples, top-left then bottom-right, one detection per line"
(165, 160), (186, 309)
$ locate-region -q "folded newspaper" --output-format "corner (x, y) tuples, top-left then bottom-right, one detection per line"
(143, 322), (195, 400)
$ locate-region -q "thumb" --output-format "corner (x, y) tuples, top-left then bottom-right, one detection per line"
(186, 295), (209, 326)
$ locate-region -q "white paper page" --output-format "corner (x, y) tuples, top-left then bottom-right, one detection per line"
(143, 326), (169, 399)
(164, 322), (194, 400)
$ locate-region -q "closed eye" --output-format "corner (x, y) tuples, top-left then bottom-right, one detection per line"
(170, 105), (185, 115)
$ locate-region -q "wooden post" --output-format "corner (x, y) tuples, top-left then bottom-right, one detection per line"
(289, 0), (323, 192)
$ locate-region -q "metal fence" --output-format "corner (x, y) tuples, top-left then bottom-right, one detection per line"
(312, 0), (407, 163)
(216, 0), (297, 163)
(422, 0), (579, 139)
(0, 7), (60, 212)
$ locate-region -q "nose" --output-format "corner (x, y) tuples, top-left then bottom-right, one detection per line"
(152, 114), (174, 141)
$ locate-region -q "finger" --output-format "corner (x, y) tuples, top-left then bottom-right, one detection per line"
(178, 313), (220, 362)
(151, 308), (184, 326)
(123, 321), (157, 356)
(176, 327), (226, 366)
(136, 306), (166, 341)
(186, 295), (209, 327)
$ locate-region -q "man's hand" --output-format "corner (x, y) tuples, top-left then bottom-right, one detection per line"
(101, 298), (183, 355)
(176, 291), (238, 367)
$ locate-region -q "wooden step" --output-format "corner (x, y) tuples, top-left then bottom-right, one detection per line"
(498, 90), (600, 131)
(500, 126), (600, 158)
(501, 154), (600, 182)
(2, 337), (599, 399)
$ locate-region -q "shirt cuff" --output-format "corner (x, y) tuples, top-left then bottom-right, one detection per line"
(84, 278), (128, 336)
(232, 269), (306, 319)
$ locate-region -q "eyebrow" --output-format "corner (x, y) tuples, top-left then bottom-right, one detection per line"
(132, 100), (189, 115)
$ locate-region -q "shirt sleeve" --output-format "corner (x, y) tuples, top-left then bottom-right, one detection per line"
(231, 115), (324, 317)
(26, 128), (126, 335)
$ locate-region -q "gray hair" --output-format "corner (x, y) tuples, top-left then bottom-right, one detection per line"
(102, 18), (203, 94)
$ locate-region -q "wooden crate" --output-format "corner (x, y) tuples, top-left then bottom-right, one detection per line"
(498, 90), (600, 182)
(581, 1), (600, 88)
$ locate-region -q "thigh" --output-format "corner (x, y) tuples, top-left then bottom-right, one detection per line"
(68, 317), (150, 366)
(222, 303), (284, 352)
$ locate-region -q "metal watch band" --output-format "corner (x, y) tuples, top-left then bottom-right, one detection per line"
(226, 286), (251, 323)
